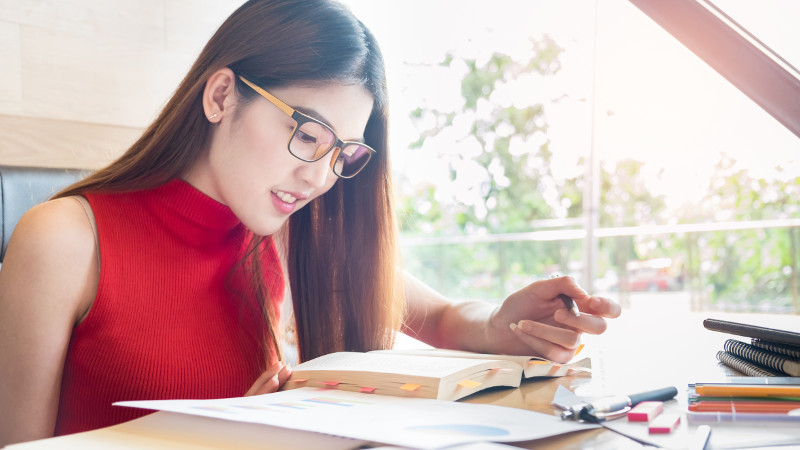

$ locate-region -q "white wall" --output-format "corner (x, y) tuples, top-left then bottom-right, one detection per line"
(0, 0), (242, 169)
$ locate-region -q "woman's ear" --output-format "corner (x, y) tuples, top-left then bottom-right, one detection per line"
(202, 68), (237, 123)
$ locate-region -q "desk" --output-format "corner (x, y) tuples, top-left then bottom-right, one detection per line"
(462, 309), (800, 449)
(7, 309), (800, 449)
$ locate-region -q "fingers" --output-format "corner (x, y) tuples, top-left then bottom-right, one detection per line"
(553, 308), (608, 335)
(509, 320), (581, 363)
(245, 361), (293, 396)
(547, 276), (621, 319)
(587, 296), (622, 318)
(531, 275), (588, 301)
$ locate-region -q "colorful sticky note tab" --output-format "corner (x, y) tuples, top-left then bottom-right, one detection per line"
(458, 379), (482, 389)
(360, 387), (377, 393)
(649, 413), (680, 434)
(628, 401), (664, 422)
(286, 378), (309, 383)
(488, 367), (516, 373)
(574, 344), (585, 357)
(322, 381), (340, 387)
(529, 360), (550, 365)
(400, 383), (421, 391)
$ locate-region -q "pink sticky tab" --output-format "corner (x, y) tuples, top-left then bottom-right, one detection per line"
(628, 401), (664, 422)
(322, 381), (340, 387)
(360, 387), (376, 393)
(648, 413), (680, 434)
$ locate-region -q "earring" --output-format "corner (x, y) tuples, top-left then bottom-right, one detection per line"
(208, 113), (218, 120)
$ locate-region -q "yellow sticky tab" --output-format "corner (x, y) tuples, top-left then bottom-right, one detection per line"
(458, 379), (482, 389)
(529, 360), (550, 365)
(574, 344), (585, 357)
(400, 383), (421, 391)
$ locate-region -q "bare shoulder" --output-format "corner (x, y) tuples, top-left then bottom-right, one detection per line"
(7, 196), (96, 267)
(0, 196), (98, 323)
(0, 197), (99, 443)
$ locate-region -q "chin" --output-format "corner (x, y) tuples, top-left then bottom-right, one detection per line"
(244, 218), (287, 237)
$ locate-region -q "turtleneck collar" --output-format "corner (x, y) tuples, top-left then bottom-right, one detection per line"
(147, 178), (244, 240)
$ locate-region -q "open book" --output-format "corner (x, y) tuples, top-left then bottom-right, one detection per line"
(280, 348), (590, 401)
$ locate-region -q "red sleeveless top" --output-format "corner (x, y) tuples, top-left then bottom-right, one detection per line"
(54, 179), (284, 435)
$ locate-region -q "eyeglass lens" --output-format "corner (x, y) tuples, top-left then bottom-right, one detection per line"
(333, 144), (372, 178)
(290, 121), (372, 177)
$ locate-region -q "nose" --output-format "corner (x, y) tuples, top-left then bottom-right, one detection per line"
(296, 151), (335, 189)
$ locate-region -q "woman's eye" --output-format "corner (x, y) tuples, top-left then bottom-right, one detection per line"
(295, 130), (317, 144)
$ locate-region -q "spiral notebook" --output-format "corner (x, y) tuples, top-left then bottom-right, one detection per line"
(704, 319), (800, 377)
(722, 339), (800, 376)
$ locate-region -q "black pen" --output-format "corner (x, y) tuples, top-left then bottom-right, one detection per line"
(558, 294), (581, 316)
(560, 386), (679, 423)
(548, 274), (581, 316)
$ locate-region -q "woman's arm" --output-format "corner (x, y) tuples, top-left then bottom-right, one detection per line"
(0, 198), (98, 446)
(402, 271), (621, 363)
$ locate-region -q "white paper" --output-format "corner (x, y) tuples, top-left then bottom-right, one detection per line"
(116, 387), (598, 449)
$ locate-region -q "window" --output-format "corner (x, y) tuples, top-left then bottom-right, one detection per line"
(342, 0), (800, 314)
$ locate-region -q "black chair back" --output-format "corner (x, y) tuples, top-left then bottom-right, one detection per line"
(0, 166), (86, 262)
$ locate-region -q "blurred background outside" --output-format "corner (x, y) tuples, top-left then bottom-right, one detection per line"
(342, 0), (800, 314)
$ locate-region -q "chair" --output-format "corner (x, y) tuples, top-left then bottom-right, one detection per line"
(0, 166), (86, 262)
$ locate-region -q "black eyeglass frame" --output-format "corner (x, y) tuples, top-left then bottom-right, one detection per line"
(237, 75), (376, 179)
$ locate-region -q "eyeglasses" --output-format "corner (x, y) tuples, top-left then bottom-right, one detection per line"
(238, 75), (376, 179)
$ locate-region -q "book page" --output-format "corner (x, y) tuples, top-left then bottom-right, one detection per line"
(115, 387), (599, 449)
(373, 348), (533, 367)
(372, 348), (591, 378)
(294, 351), (515, 378)
(286, 352), (523, 401)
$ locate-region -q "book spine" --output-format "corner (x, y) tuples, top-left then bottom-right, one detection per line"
(751, 339), (800, 359)
(716, 351), (782, 377)
(724, 339), (800, 376)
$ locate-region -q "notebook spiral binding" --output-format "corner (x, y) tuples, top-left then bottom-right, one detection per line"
(751, 339), (800, 359)
(716, 351), (781, 377)
(724, 340), (787, 374)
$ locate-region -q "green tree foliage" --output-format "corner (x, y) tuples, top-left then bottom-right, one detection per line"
(398, 37), (563, 237)
(396, 38), (799, 311)
(690, 156), (800, 311)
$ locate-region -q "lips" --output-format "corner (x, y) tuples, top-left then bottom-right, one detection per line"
(272, 189), (298, 204)
(270, 189), (306, 215)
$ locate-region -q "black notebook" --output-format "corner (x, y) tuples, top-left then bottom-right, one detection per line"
(722, 339), (800, 376)
(715, 350), (783, 377)
(703, 319), (800, 347)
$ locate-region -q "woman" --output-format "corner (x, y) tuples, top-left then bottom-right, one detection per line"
(0, 0), (620, 445)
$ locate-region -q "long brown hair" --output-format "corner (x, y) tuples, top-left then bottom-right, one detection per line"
(55, 0), (403, 363)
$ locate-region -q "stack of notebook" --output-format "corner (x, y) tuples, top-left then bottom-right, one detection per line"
(703, 319), (800, 377)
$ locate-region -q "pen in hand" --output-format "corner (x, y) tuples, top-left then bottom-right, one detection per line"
(558, 294), (581, 317)
(548, 273), (581, 316)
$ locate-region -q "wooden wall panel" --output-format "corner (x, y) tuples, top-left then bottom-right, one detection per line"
(0, 0), (242, 169)
(0, 114), (140, 169)
(0, 21), (23, 115)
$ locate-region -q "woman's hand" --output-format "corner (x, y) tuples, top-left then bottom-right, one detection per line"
(245, 361), (292, 396)
(486, 276), (621, 363)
